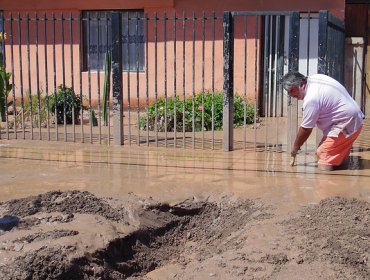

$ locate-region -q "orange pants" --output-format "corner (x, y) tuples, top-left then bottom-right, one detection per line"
(316, 125), (362, 166)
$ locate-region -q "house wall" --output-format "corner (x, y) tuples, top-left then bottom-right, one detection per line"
(1, 0), (345, 107)
(0, 0), (345, 18)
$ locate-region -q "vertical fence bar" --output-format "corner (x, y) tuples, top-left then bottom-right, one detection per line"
(287, 12), (300, 153)
(0, 13), (6, 138)
(263, 15), (270, 151)
(87, 12), (93, 143)
(18, 13), (25, 139)
(306, 12), (311, 76)
(10, 13), (17, 139)
(164, 11), (168, 147)
(317, 10), (328, 148)
(52, 13), (58, 140)
(182, 11), (186, 148)
(61, 13), (67, 141)
(253, 15), (259, 151)
(35, 13), (41, 140)
(201, 11), (205, 149)
(267, 16), (273, 148)
(69, 12), (75, 142)
(212, 11), (215, 150)
(78, 13), (84, 143)
(4, 15), (8, 138)
(318, 10), (328, 76)
(43, 13), (50, 140)
(97, 13), (102, 144)
(278, 16), (285, 119)
(303, 12), (311, 154)
(26, 13), (34, 139)
(111, 12), (123, 145)
(243, 15), (247, 150)
(145, 13), (149, 146)
(223, 11), (234, 151)
(136, 12), (140, 146)
(192, 11), (195, 149)
(332, 15), (345, 83)
(275, 15), (280, 151)
(106, 15), (111, 145)
(173, 11), (177, 147)
(154, 12), (158, 146)
(275, 15), (283, 152)
(273, 16), (278, 119)
(3, 14), (8, 138)
(127, 12), (131, 146)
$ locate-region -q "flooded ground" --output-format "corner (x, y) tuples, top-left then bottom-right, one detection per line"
(0, 125), (370, 279)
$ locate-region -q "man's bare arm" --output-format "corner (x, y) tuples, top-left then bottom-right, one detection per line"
(291, 127), (313, 156)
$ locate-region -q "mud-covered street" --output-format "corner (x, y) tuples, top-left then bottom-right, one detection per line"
(1, 137), (370, 279)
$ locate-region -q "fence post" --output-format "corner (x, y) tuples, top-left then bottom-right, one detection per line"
(318, 10), (328, 76)
(223, 11), (234, 152)
(111, 12), (123, 145)
(316, 10), (328, 148)
(287, 12), (300, 153)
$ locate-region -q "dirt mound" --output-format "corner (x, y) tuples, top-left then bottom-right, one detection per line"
(0, 190), (129, 223)
(61, 199), (270, 279)
(284, 197), (370, 279)
(0, 191), (268, 279)
(0, 192), (369, 279)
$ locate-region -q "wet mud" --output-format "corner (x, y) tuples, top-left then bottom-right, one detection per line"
(0, 191), (369, 279)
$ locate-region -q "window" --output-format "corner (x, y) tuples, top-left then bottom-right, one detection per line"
(82, 10), (145, 71)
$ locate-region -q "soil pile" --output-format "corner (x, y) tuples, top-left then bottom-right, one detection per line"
(0, 191), (369, 279)
(283, 197), (370, 279)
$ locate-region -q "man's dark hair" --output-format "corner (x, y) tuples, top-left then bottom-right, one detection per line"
(281, 71), (307, 92)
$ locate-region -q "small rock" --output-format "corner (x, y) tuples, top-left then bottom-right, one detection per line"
(14, 243), (24, 252)
(296, 258), (304, 264)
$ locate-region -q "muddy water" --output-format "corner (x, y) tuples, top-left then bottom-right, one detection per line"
(1, 139), (370, 212)
(1, 138), (370, 279)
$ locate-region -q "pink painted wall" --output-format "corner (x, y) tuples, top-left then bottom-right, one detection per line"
(0, 0), (345, 18)
(1, 0), (345, 108)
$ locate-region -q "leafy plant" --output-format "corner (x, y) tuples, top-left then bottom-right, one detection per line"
(0, 70), (12, 121)
(89, 108), (98, 127)
(23, 90), (49, 128)
(0, 69), (13, 122)
(0, 32), (13, 121)
(139, 91), (256, 132)
(48, 85), (82, 124)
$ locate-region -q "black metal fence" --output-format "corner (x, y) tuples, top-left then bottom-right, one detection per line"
(0, 12), (227, 148)
(318, 10), (345, 82)
(0, 10), (346, 151)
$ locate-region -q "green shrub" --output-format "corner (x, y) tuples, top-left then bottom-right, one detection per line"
(49, 85), (82, 124)
(0, 37), (13, 121)
(139, 91), (256, 132)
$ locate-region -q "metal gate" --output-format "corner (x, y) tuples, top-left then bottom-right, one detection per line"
(222, 10), (346, 152)
(0, 10), (346, 151)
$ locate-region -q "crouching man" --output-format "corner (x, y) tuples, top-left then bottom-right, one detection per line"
(281, 71), (364, 171)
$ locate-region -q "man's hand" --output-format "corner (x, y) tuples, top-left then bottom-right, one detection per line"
(291, 127), (313, 157)
(291, 146), (300, 157)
